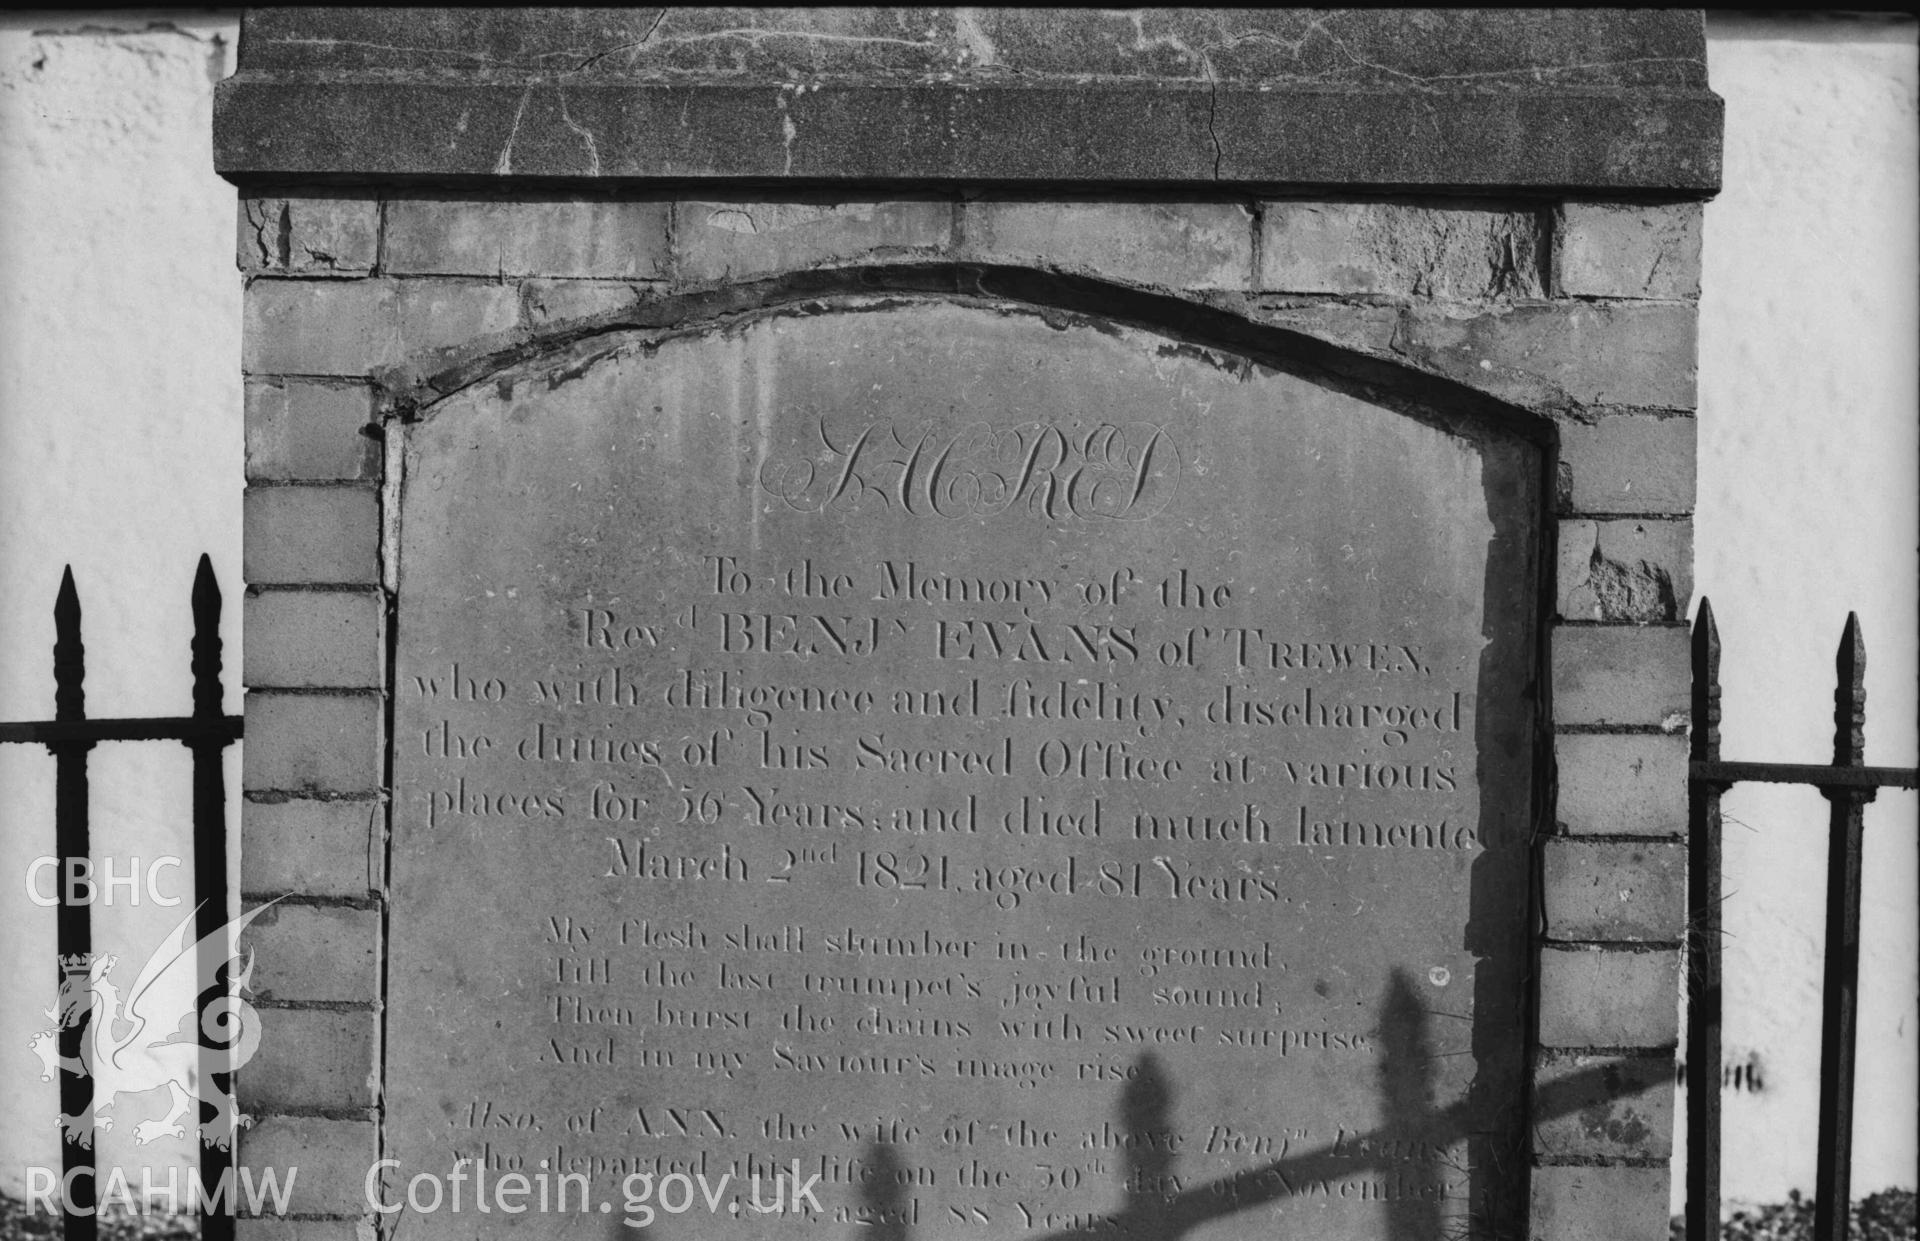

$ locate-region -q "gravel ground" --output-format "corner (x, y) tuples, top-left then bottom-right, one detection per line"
(1673, 1190), (1917, 1241)
(0, 1199), (192, 1241)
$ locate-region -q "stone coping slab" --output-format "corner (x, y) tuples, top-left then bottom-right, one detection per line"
(214, 9), (1721, 193)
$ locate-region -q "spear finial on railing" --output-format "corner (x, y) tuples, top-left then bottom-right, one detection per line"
(1692, 597), (1721, 763)
(1686, 596), (1726, 1241)
(53, 566), (85, 723)
(191, 554), (225, 720)
(1814, 612), (1870, 1241)
(1833, 613), (1865, 769)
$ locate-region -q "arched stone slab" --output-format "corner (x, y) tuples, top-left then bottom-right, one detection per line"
(385, 298), (1542, 1238)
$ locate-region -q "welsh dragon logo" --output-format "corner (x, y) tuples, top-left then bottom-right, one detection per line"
(29, 902), (273, 1151)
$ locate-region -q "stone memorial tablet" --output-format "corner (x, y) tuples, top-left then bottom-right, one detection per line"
(386, 299), (1541, 1238)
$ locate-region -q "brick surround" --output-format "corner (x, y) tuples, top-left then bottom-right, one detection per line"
(217, 11), (1719, 1238)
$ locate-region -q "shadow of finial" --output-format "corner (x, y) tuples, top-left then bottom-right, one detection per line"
(1377, 969), (1435, 1121)
(1119, 1052), (1177, 1238)
(1378, 968), (1442, 1241)
(854, 1139), (913, 1241)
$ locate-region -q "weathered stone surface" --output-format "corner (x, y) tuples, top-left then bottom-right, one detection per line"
(238, 1117), (376, 1216)
(217, 77), (1723, 193)
(243, 279), (520, 376)
(1393, 303), (1697, 411)
(1241, 299), (1402, 355)
(247, 902), (381, 1004)
(1537, 946), (1680, 1047)
(963, 200), (1253, 290)
(1556, 518), (1691, 622)
(241, 798), (382, 898)
(1554, 202), (1703, 300)
(238, 193), (379, 277)
(679, 199), (950, 282)
(245, 380), (381, 482)
(1552, 625), (1691, 728)
(1559, 415), (1697, 514)
(235, 1221), (370, 1241)
(384, 199), (670, 279)
(517, 280), (652, 331)
(1542, 840), (1687, 943)
(1260, 202), (1543, 299)
(383, 301), (1542, 1238)
(243, 692), (383, 796)
(214, 13), (1719, 191)
(239, 1007), (380, 1113)
(233, 10), (1711, 88)
(244, 588), (384, 689)
(243, 486), (380, 586)
(1532, 1052), (1674, 1160)
(1555, 732), (1688, 837)
(1530, 1165), (1672, 1241)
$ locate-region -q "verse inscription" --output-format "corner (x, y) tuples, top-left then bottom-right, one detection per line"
(387, 303), (1539, 1238)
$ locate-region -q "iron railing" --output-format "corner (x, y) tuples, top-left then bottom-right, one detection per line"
(8, 567), (1915, 1241)
(0, 557), (243, 1241)
(1686, 599), (1918, 1241)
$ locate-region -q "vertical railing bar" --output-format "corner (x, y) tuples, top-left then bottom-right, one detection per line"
(1813, 614), (1870, 1241)
(1686, 598), (1724, 1241)
(52, 567), (97, 1241)
(191, 555), (236, 1241)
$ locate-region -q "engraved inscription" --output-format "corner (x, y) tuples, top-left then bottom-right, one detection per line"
(387, 303), (1539, 1239)
(759, 417), (1184, 521)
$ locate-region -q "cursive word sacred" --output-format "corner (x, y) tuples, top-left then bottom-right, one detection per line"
(758, 416), (1183, 522)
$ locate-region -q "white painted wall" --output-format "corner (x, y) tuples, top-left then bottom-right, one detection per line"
(0, 8), (1912, 1213)
(1688, 14), (1919, 1209)
(0, 11), (242, 1199)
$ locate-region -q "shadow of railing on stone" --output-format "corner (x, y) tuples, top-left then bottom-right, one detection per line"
(824, 966), (1655, 1241)
(1019, 967), (1647, 1241)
